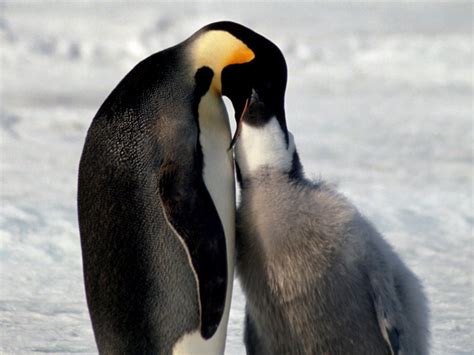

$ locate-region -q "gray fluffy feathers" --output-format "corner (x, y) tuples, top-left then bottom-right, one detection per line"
(236, 167), (429, 355)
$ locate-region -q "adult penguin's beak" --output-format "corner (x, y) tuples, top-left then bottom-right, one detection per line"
(229, 96), (249, 150)
(229, 89), (263, 150)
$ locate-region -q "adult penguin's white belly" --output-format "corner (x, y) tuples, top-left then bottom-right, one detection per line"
(172, 91), (235, 355)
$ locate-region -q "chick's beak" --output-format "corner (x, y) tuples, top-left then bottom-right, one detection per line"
(229, 97), (249, 150)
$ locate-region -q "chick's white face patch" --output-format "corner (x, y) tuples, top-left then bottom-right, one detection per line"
(235, 117), (295, 176)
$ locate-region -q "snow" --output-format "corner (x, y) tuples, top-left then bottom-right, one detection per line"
(1, 1), (472, 354)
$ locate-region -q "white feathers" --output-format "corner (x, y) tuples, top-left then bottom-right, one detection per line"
(198, 92), (236, 351)
(172, 332), (225, 355)
(234, 117), (296, 176)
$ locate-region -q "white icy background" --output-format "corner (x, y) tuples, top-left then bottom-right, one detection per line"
(0, 1), (472, 354)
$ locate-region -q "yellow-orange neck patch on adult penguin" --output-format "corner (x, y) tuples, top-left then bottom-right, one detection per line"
(191, 30), (255, 94)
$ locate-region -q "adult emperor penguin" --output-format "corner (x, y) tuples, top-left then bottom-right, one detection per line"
(78, 22), (284, 354)
(233, 93), (430, 352)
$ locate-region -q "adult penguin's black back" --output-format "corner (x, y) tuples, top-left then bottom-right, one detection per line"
(78, 22), (286, 354)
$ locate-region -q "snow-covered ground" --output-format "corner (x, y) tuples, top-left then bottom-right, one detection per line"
(1, 1), (472, 354)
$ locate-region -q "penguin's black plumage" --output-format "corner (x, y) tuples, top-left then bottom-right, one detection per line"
(78, 22), (285, 354)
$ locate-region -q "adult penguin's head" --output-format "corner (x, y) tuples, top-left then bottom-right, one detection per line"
(189, 21), (288, 130)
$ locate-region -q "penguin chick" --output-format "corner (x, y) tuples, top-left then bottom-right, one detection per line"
(234, 91), (430, 355)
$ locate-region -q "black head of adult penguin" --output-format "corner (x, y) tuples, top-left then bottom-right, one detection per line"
(202, 22), (289, 148)
(78, 21), (287, 354)
(187, 21), (289, 142)
(205, 22), (288, 127)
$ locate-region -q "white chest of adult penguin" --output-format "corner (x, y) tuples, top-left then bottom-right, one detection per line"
(77, 22), (284, 354)
(232, 72), (430, 352)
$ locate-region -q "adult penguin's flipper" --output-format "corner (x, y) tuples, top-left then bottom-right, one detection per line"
(159, 162), (228, 339)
